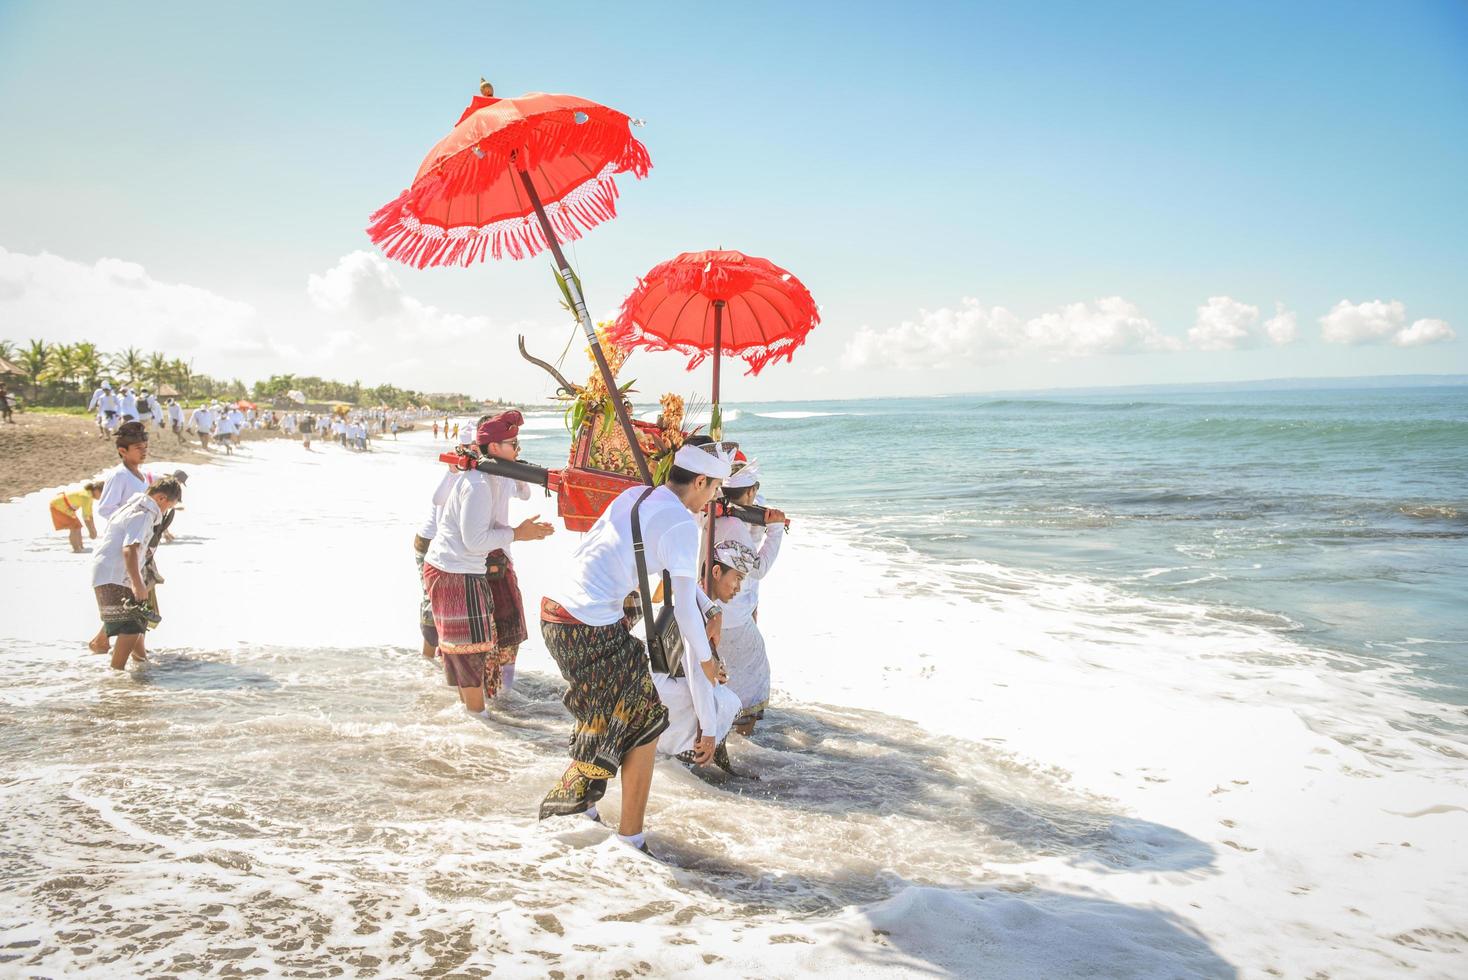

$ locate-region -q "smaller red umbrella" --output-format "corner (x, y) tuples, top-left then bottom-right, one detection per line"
(611, 250), (817, 585)
(609, 250), (818, 439)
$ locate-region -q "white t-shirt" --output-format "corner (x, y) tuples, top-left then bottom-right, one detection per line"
(190, 408), (215, 431)
(91, 493), (160, 588)
(96, 464), (149, 522)
(552, 485), (700, 628)
(423, 470), (514, 574)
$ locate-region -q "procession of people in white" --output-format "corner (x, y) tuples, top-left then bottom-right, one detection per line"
(415, 414), (786, 856)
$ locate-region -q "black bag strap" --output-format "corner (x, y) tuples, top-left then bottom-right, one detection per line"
(630, 486), (674, 669)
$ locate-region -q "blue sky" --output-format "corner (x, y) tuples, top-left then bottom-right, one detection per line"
(1, 0), (1464, 402)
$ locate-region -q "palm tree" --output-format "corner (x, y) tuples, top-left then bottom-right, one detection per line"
(111, 346), (146, 387)
(73, 343), (105, 391)
(0, 339), (15, 363)
(170, 358), (195, 398)
(18, 339), (51, 401)
(146, 351), (169, 389)
(43, 343), (81, 397)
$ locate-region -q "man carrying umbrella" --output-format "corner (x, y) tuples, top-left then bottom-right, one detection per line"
(537, 439), (731, 855)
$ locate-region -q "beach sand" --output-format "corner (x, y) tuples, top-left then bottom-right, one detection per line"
(0, 429), (1463, 978)
(0, 411), (287, 501)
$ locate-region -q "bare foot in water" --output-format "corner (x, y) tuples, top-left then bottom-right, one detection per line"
(88, 636), (109, 655)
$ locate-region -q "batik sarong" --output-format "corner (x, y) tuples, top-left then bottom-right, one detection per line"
(720, 621), (770, 726)
(94, 584), (146, 637)
(538, 603), (669, 820)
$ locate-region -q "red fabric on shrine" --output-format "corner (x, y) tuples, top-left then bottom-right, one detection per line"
(609, 250), (819, 376)
(368, 92), (651, 267)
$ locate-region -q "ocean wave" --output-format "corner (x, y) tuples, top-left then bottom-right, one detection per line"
(752, 411), (850, 420)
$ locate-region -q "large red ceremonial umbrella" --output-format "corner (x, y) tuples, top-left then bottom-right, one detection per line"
(368, 90), (655, 481)
(609, 249), (818, 441)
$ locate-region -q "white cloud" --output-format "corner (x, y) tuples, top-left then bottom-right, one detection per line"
(1188, 296), (1260, 350)
(0, 246), (261, 362)
(1319, 299), (1454, 347)
(841, 296), (1178, 370)
(1393, 318), (1455, 347)
(1187, 297), (1298, 350)
(1264, 303), (1298, 345)
(306, 250), (531, 352)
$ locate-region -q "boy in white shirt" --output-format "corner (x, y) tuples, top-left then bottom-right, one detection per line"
(91, 476), (182, 670)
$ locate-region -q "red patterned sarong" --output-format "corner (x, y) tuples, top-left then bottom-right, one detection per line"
(422, 562), (496, 655)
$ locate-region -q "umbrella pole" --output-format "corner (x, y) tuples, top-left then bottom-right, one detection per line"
(517, 170), (653, 485)
(704, 300), (725, 589)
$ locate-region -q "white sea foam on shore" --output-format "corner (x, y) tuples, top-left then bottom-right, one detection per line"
(0, 432), (1464, 977)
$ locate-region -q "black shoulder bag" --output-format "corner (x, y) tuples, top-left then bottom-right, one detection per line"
(630, 487), (684, 678)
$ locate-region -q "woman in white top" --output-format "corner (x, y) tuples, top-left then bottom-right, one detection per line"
(709, 459), (786, 735)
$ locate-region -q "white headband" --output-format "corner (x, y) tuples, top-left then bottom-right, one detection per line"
(713, 540), (761, 575)
(725, 459), (761, 489)
(673, 442), (732, 480)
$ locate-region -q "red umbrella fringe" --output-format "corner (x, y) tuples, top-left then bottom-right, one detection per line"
(368, 168), (621, 267)
(368, 111), (651, 268)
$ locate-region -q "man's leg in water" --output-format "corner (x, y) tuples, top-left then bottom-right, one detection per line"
(88, 628), (109, 655)
(617, 740), (657, 837)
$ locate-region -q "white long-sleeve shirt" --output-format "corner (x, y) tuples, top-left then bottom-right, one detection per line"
(552, 485), (719, 737)
(710, 511), (785, 626)
(96, 464), (149, 522)
(423, 470), (513, 574)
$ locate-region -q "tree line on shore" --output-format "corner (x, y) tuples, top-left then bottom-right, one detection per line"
(0, 339), (483, 411)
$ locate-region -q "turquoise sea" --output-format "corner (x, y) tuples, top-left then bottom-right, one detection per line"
(713, 385), (1467, 716)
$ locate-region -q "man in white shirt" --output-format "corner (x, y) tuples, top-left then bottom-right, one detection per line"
(423, 413), (553, 716)
(91, 475), (182, 670)
(710, 460), (787, 736)
(654, 540), (755, 770)
(469, 411), (540, 693)
(537, 438), (730, 855)
(88, 381), (119, 436)
(167, 399), (185, 443)
(215, 410), (238, 454)
(188, 404), (214, 451)
(119, 387), (138, 421)
(147, 391), (164, 432)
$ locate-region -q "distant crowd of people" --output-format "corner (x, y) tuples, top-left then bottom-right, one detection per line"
(84, 380), (428, 455)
